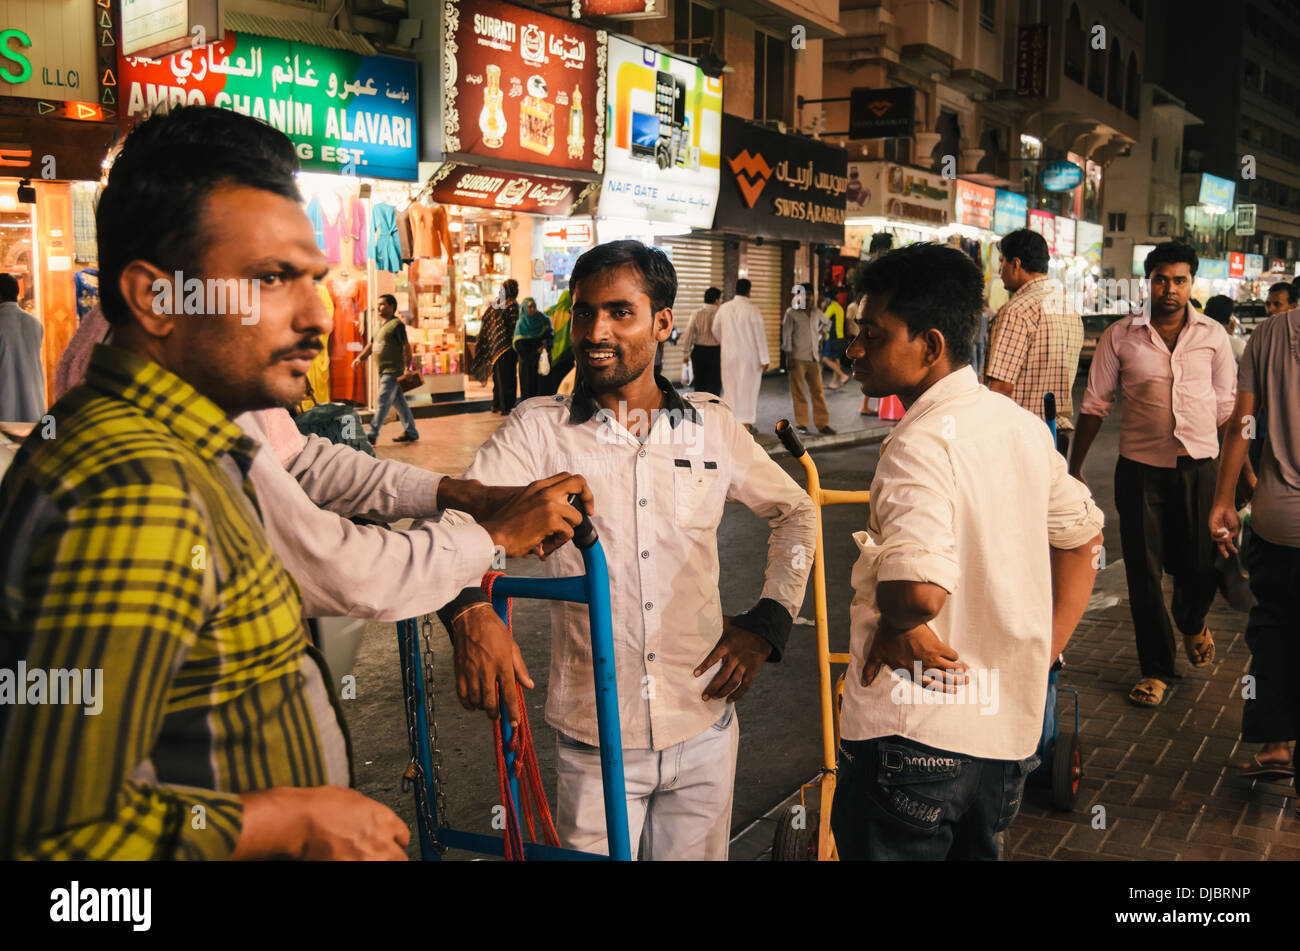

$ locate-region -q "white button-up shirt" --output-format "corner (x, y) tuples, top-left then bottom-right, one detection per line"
(1079, 303), (1236, 467)
(839, 367), (1104, 761)
(450, 385), (817, 751)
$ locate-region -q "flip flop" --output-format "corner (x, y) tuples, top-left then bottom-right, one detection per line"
(1236, 754), (1295, 779)
(1184, 626), (1215, 667)
(1128, 677), (1168, 707)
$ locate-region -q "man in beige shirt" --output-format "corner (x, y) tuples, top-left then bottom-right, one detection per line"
(1071, 242), (1240, 708)
(833, 242), (1103, 860)
(682, 286), (723, 396)
(781, 282), (835, 435)
(985, 229), (1083, 454)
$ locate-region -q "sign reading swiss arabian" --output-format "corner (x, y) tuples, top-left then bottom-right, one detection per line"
(848, 86), (915, 140)
(445, 0), (605, 173)
(118, 32), (419, 180)
(715, 113), (846, 242)
(954, 180), (995, 229)
(427, 162), (592, 216)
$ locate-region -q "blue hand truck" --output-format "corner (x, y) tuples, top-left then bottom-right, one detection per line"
(1028, 392), (1083, 810)
(396, 502), (633, 859)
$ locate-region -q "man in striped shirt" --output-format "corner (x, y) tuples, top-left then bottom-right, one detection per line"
(0, 106), (584, 860)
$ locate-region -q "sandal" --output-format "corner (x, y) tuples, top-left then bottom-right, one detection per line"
(1128, 677), (1168, 707)
(1184, 625), (1215, 668)
(1236, 753), (1295, 779)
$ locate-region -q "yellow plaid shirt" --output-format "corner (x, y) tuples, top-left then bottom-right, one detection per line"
(0, 345), (344, 860)
(985, 276), (1084, 432)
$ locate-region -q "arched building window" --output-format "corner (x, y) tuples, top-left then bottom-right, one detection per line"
(1064, 5), (1085, 83)
(1107, 39), (1123, 107)
(1087, 23), (1106, 96)
(1125, 53), (1140, 117)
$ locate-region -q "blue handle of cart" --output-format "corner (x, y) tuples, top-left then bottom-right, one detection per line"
(1044, 392), (1057, 444)
(488, 536), (632, 862)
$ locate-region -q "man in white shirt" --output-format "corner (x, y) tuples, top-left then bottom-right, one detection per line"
(712, 278), (770, 433)
(831, 243), (1105, 860)
(438, 240), (817, 859)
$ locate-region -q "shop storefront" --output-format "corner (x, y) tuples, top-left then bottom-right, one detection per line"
(118, 28), (421, 412)
(715, 114), (847, 368)
(431, 0), (607, 401)
(0, 0), (118, 408)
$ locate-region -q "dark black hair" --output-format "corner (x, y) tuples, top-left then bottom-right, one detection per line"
(868, 232), (893, 253)
(1144, 241), (1198, 278)
(1203, 294), (1233, 324)
(999, 228), (1050, 274)
(569, 239), (677, 313)
(854, 242), (982, 367)
(97, 105), (301, 326)
(0, 273), (18, 302)
(502, 278), (519, 300)
(1268, 281), (1296, 305)
(704, 286), (721, 304)
(735, 278), (751, 296)
(380, 293), (398, 310)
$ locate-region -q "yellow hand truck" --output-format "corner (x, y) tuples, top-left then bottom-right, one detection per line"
(771, 419), (872, 861)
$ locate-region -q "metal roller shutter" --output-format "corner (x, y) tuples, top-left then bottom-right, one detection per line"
(661, 235), (724, 383)
(745, 243), (785, 360)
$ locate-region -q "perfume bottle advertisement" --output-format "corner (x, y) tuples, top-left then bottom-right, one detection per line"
(445, 0), (605, 173)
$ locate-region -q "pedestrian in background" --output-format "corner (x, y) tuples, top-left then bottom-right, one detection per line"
(354, 294), (419, 444)
(859, 232), (894, 416)
(985, 229), (1083, 455)
(471, 278), (520, 414)
(713, 278), (769, 434)
(832, 242), (1103, 860)
(0, 273), (45, 423)
(1210, 299), (1300, 783)
(1204, 295), (1245, 361)
(682, 286), (723, 396)
(1070, 242), (1240, 709)
(820, 292), (851, 389)
(513, 295), (552, 402)
(972, 295), (993, 380)
(781, 282), (835, 435)
(1266, 281), (1295, 317)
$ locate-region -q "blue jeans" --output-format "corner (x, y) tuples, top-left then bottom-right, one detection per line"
(830, 735), (1038, 860)
(367, 372), (418, 441)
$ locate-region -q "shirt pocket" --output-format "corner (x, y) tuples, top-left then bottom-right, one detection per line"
(673, 459), (724, 530)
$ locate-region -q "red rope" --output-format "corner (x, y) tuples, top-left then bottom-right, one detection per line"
(481, 571), (561, 859)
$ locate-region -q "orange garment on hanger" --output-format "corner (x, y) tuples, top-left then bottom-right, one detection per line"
(325, 274), (368, 404)
(409, 203), (435, 258)
(430, 205), (453, 262)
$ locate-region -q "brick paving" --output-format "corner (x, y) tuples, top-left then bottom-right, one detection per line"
(1004, 571), (1297, 861)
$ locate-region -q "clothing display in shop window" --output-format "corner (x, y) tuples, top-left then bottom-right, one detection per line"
(320, 197), (344, 264)
(306, 283), (334, 407)
(305, 195), (326, 254)
(395, 206), (413, 262)
(71, 187), (98, 264)
(324, 274), (368, 403)
(349, 196), (369, 267)
(370, 202), (403, 273)
(408, 202), (435, 258)
(74, 268), (99, 321)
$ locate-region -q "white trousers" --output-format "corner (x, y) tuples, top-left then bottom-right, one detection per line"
(554, 707), (739, 860)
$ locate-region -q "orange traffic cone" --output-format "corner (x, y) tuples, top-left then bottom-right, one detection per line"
(877, 395), (904, 421)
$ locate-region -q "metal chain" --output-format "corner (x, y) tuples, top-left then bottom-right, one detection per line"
(399, 615), (447, 854)
(420, 615), (451, 830)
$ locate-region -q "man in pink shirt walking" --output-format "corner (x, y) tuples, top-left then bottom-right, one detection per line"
(1070, 242), (1242, 708)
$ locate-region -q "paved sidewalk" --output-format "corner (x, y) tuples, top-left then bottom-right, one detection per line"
(367, 369), (893, 476)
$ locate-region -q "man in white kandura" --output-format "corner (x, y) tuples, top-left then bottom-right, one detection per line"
(712, 277), (770, 434)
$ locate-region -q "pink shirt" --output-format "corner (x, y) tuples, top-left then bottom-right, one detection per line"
(1080, 304), (1236, 467)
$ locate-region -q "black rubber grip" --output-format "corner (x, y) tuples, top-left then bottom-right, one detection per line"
(568, 493), (598, 549)
(775, 419), (806, 458)
(1043, 392), (1057, 423)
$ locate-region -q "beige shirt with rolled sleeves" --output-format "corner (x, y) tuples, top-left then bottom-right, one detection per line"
(838, 367), (1105, 761)
(444, 389), (817, 752)
(1079, 303), (1237, 466)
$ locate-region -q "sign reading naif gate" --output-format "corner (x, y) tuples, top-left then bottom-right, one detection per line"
(117, 31), (420, 180)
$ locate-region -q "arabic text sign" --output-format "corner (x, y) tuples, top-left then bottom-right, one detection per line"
(1199, 258), (1229, 281)
(954, 180), (994, 229)
(428, 163), (585, 216)
(1197, 172), (1236, 210)
(848, 162), (950, 226)
(446, 0), (604, 174)
(1027, 208), (1055, 253)
(993, 190), (1027, 235)
(1041, 160), (1083, 192)
(599, 36), (721, 228)
(1229, 252), (1245, 278)
(118, 32), (419, 180)
(1054, 216), (1076, 257)
(715, 114), (846, 242)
